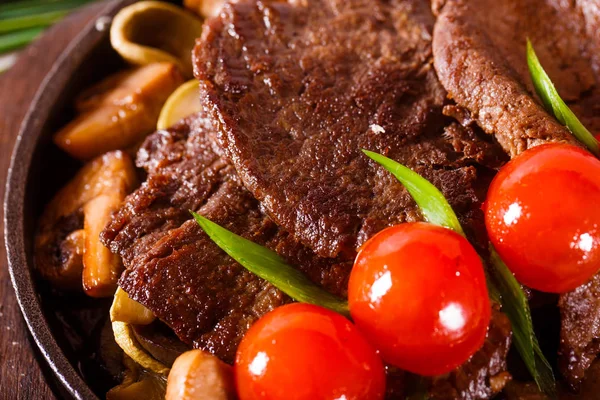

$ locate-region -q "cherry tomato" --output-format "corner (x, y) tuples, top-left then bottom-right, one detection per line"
(235, 303), (386, 400)
(348, 222), (490, 376)
(485, 143), (600, 293)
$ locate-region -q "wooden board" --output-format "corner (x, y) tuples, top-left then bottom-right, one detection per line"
(0, 4), (107, 399)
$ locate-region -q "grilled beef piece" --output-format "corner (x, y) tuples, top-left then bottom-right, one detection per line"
(102, 113), (352, 363)
(504, 360), (600, 399)
(103, 114), (512, 398)
(432, 0), (600, 387)
(559, 275), (600, 389)
(432, 0), (592, 157)
(194, 0), (506, 259)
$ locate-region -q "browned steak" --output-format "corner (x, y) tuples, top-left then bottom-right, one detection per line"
(432, 0), (599, 157)
(559, 275), (600, 389)
(103, 114), (511, 398)
(194, 0), (506, 259)
(102, 113), (352, 363)
(432, 0), (600, 388)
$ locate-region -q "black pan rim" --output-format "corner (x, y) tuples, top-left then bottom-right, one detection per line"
(3, 1), (135, 398)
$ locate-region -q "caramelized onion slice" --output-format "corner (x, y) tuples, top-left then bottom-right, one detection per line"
(113, 321), (170, 375)
(54, 63), (184, 160)
(111, 287), (156, 325)
(110, 1), (204, 78)
(166, 350), (237, 400)
(157, 80), (202, 130)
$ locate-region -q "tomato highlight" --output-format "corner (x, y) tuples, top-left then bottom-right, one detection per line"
(348, 222), (491, 376)
(235, 303), (386, 400)
(485, 143), (600, 293)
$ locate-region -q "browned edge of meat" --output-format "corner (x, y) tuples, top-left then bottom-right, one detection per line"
(194, 0), (507, 262)
(432, 0), (580, 158)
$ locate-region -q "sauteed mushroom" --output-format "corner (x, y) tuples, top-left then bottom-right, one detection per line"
(110, 1), (204, 78)
(35, 151), (137, 295)
(166, 350), (237, 400)
(54, 63), (184, 160)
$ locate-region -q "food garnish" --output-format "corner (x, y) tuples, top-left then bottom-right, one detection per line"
(0, 27), (43, 54)
(166, 350), (236, 400)
(527, 39), (600, 156)
(363, 150), (556, 395)
(0, 0), (94, 19)
(191, 212), (350, 316)
(157, 80), (202, 130)
(54, 62), (184, 160)
(348, 222), (490, 376)
(361, 151), (464, 235)
(485, 143), (600, 293)
(488, 248), (556, 397)
(234, 303), (386, 400)
(0, 8), (68, 34)
(110, 1), (204, 78)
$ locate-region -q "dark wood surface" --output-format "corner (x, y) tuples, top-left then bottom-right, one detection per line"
(0, 4), (107, 399)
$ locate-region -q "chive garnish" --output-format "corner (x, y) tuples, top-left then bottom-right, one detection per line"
(0, 0), (96, 68)
(364, 150), (556, 397)
(191, 211), (350, 317)
(362, 150), (464, 235)
(527, 39), (600, 157)
(0, 27), (44, 54)
(0, 10), (69, 34)
(489, 248), (556, 397)
(0, 0), (94, 20)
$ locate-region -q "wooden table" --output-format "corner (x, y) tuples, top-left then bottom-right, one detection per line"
(0, 4), (106, 399)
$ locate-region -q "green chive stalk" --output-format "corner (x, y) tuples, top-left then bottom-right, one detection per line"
(0, 0), (94, 19)
(0, 26), (43, 53)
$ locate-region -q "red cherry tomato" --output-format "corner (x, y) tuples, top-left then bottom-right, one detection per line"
(235, 303), (386, 400)
(485, 143), (600, 293)
(348, 222), (490, 376)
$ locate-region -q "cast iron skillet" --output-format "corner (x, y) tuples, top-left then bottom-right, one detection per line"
(4, 1), (137, 398)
